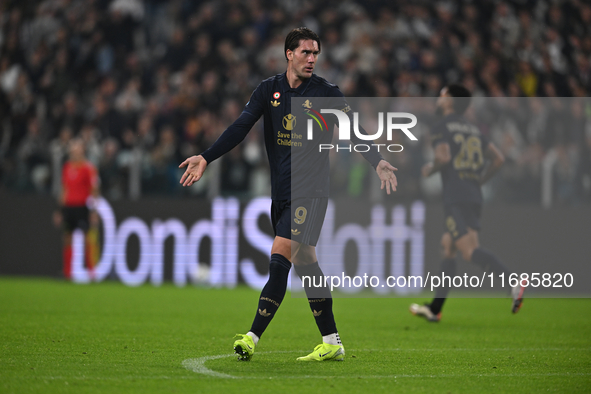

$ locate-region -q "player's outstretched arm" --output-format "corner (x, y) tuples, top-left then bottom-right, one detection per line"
(376, 160), (398, 195)
(179, 155), (208, 187)
(179, 105), (261, 187)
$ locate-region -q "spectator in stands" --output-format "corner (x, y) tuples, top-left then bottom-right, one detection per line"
(0, 0), (589, 204)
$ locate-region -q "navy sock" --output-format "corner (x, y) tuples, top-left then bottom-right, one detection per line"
(294, 262), (337, 336)
(249, 254), (291, 338)
(430, 258), (456, 315)
(471, 247), (510, 276)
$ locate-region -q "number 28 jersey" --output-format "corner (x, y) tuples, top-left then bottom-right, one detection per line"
(431, 113), (489, 204)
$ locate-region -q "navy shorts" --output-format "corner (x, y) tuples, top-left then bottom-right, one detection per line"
(444, 203), (482, 241)
(62, 206), (90, 232)
(271, 198), (328, 246)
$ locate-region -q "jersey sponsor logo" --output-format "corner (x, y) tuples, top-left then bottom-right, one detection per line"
(271, 99), (280, 107)
(282, 114), (296, 130)
(273, 92), (281, 99)
(277, 130), (303, 146)
(312, 309), (322, 317)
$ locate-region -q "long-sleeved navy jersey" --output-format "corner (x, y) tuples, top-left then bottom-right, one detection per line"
(201, 72), (383, 200)
(431, 113), (490, 204)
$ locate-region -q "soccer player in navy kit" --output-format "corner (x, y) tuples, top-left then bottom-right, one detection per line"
(179, 27), (398, 361)
(410, 84), (525, 322)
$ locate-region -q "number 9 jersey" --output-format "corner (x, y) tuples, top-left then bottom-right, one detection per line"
(431, 113), (489, 205)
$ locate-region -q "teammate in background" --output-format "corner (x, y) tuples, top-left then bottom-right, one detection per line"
(410, 84), (524, 322)
(179, 27), (398, 361)
(54, 138), (100, 280)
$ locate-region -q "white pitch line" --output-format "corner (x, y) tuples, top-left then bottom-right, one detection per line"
(182, 351), (296, 379)
(182, 349), (591, 380)
(182, 354), (238, 379)
(14, 372), (591, 381)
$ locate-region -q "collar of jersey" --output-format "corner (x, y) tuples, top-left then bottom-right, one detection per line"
(280, 72), (313, 95)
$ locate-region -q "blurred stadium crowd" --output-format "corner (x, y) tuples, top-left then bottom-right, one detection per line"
(0, 0), (590, 205)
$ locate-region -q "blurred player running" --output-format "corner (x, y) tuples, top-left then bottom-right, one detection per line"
(54, 138), (100, 280)
(410, 84), (525, 322)
(180, 27), (398, 361)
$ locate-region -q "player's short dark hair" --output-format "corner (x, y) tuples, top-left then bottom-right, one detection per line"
(284, 27), (321, 61)
(445, 84), (472, 115)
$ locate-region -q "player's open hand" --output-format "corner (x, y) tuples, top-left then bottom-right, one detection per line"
(179, 155), (208, 187)
(376, 160), (398, 194)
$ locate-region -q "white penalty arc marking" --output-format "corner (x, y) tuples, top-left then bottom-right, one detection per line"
(182, 354), (238, 379)
(182, 351), (295, 379)
(182, 349), (591, 380)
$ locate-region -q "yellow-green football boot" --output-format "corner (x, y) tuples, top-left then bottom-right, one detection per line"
(296, 342), (345, 361)
(233, 334), (255, 361)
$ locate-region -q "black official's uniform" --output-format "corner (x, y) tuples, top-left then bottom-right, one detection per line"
(431, 113), (489, 241)
(202, 72), (382, 246)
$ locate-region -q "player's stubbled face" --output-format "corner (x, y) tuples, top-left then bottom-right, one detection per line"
(293, 39), (319, 79)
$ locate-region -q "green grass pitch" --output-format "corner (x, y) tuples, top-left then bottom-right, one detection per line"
(1, 277), (590, 393)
